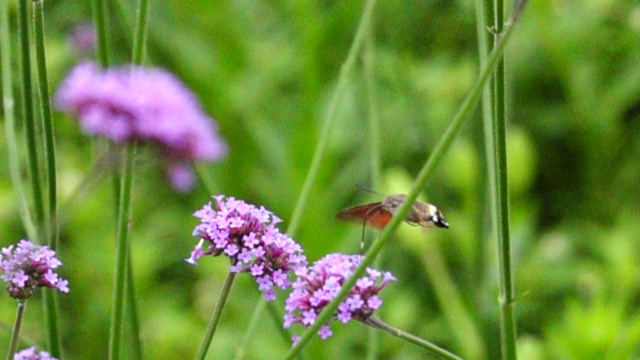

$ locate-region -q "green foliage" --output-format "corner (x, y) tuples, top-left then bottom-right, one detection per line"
(1, 0), (640, 358)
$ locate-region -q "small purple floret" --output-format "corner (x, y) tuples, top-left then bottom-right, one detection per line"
(0, 240), (69, 300)
(283, 253), (395, 341)
(187, 195), (307, 301)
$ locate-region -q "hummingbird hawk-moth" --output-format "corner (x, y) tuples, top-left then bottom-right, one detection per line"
(336, 194), (449, 229)
(336, 194), (449, 251)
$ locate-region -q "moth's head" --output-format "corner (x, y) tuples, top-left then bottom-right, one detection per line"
(429, 208), (449, 229)
(414, 203), (449, 229)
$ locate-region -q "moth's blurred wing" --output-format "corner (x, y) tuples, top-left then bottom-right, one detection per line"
(336, 203), (392, 228)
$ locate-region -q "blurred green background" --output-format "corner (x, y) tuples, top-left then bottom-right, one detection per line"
(1, 0), (640, 359)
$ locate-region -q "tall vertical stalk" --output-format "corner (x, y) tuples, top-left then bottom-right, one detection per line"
(18, 0), (45, 244)
(109, 144), (136, 360)
(108, 0), (149, 358)
(485, 0), (519, 359)
(32, 0), (57, 249)
(363, 23), (381, 360)
(32, 3), (61, 355)
(5, 300), (27, 360)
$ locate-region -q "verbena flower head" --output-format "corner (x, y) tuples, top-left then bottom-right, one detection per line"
(284, 253), (395, 340)
(14, 347), (58, 360)
(54, 62), (228, 191)
(0, 240), (69, 300)
(188, 195), (307, 301)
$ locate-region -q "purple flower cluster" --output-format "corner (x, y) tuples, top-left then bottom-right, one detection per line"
(14, 347), (58, 360)
(188, 196), (307, 301)
(0, 240), (69, 300)
(54, 62), (228, 191)
(284, 253), (395, 340)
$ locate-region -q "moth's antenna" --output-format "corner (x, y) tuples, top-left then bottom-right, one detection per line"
(355, 184), (381, 196)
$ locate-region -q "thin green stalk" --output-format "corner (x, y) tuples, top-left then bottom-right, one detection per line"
(233, 298), (266, 360)
(474, 0), (494, 290)
(32, 0), (57, 249)
(488, 0), (519, 359)
(131, 0), (149, 64)
(281, 7), (524, 359)
(125, 250), (143, 360)
(363, 24), (381, 360)
(1, 0), (37, 241)
(6, 300), (27, 360)
(265, 302), (309, 360)
(420, 239), (486, 359)
(120, 1), (150, 358)
(18, 0), (46, 244)
(91, 0), (110, 67)
(109, 145), (136, 360)
(195, 269), (237, 360)
(286, 0), (378, 237)
(364, 317), (462, 360)
(32, 3), (62, 355)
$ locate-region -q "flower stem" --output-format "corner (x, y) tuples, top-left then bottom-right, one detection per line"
(32, 2), (62, 355)
(195, 269), (237, 360)
(91, 0), (110, 67)
(233, 298), (266, 360)
(120, 1), (149, 359)
(280, 4), (526, 359)
(6, 300), (27, 360)
(32, 0), (57, 249)
(364, 317), (463, 360)
(125, 250), (143, 360)
(18, 0), (46, 244)
(109, 144), (136, 360)
(131, 0), (149, 64)
(486, 0), (521, 358)
(363, 21), (382, 360)
(0, 0), (37, 241)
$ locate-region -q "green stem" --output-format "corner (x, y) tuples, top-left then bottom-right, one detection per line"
(131, 0), (149, 64)
(109, 145), (136, 360)
(286, 0), (378, 237)
(1, 0), (37, 241)
(18, 0), (46, 244)
(125, 248), (143, 360)
(363, 22), (381, 360)
(232, 298), (266, 360)
(280, 5), (525, 359)
(31, 1), (61, 356)
(488, 1), (521, 359)
(195, 269), (237, 360)
(32, 0), (57, 250)
(91, 0), (110, 67)
(364, 317), (463, 360)
(42, 292), (60, 357)
(6, 300), (27, 360)
(119, 1), (150, 358)
(265, 302), (309, 360)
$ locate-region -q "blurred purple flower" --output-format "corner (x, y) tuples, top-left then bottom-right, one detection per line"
(284, 253), (395, 340)
(54, 62), (228, 191)
(0, 240), (69, 300)
(67, 22), (95, 54)
(188, 195), (307, 301)
(14, 347), (58, 360)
